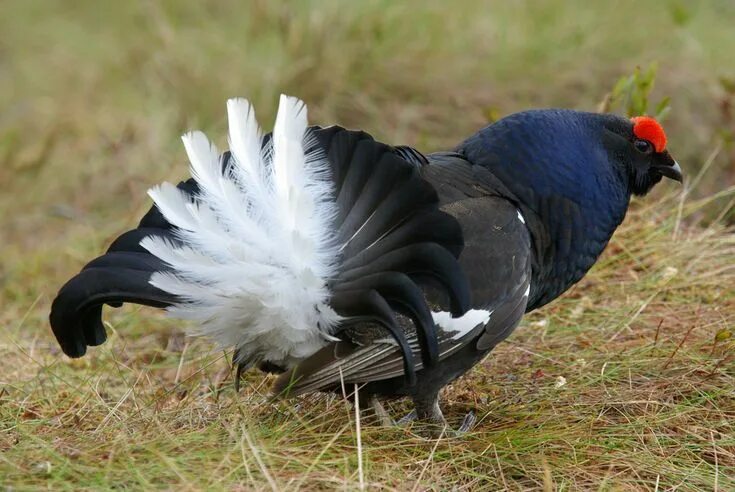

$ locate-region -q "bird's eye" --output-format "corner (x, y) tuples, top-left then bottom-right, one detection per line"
(634, 139), (653, 154)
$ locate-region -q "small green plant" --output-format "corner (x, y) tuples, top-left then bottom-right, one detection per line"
(599, 64), (671, 120)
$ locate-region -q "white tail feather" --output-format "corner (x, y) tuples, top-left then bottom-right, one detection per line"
(142, 95), (341, 366)
(227, 98), (262, 186)
(147, 183), (197, 231)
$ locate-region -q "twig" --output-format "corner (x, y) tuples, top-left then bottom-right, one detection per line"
(174, 341), (189, 385)
(653, 319), (664, 348)
(608, 291), (659, 343)
(711, 430), (719, 492)
(706, 353), (733, 379)
(662, 315), (699, 370)
(339, 367), (352, 428)
(493, 443), (509, 490)
(673, 143), (721, 240)
(354, 384), (364, 491)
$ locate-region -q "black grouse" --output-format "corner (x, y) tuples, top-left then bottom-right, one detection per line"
(50, 96), (682, 431)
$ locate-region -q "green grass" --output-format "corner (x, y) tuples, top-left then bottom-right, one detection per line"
(1, 1), (734, 489)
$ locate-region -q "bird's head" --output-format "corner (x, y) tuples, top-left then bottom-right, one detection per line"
(601, 115), (682, 196)
(460, 109), (682, 205)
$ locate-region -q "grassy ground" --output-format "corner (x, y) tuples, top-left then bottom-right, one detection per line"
(1, 1), (734, 490)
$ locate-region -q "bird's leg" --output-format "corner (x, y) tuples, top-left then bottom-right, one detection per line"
(366, 394), (394, 427)
(411, 392), (449, 438)
(414, 393), (448, 426)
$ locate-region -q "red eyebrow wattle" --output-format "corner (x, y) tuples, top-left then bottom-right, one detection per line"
(631, 116), (667, 153)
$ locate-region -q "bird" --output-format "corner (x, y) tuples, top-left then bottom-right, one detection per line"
(50, 95), (682, 432)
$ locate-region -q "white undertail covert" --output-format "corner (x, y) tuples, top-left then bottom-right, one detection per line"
(141, 95), (342, 366)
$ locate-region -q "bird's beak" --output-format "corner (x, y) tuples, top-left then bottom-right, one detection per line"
(655, 160), (683, 182)
(652, 152), (683, 183)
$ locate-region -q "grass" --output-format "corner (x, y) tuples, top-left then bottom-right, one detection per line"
(1, 1), (734, 489)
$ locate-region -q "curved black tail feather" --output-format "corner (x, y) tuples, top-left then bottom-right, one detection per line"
(314, 126), (470, 379)
(50, 257), (178, 357)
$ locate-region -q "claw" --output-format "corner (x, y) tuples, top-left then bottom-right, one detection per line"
(233, 349), (256, 393)
(457, 410), (476, 434)
(397, 409), (418, 426)
(235, 363), (244, 393)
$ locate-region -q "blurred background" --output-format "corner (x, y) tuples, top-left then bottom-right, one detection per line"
(4, 0), (735, 351)
(1, 2), (734, 488)
(2, 1), (735, 259)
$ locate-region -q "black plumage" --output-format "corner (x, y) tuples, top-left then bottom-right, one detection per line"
(50, 103), (682, 430)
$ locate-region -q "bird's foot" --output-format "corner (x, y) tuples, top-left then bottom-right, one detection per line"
(396, 409), (417, 426)
(361, 394), (477, 436)
(399, 396), (476, 438)
(419, 411), (476, 438)
(457, 410), (476, 434)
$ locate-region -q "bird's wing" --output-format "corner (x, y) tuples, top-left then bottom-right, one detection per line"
(425, 154), (532, 351)
(50, 98), (469, 387)
(273, 153), (533, 396)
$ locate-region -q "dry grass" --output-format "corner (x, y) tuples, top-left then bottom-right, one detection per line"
(1, 1), (734, 490)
